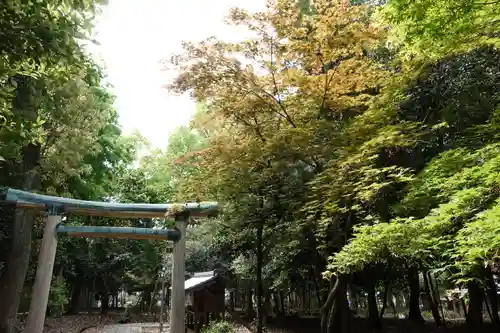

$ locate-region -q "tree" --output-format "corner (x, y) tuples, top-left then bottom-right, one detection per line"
(0, 2), (119, 331)
(324, 44), (500, 330)
(164, 0), (500, 331)
(379, 0), (500, 60)
(166, 1), (389, 332)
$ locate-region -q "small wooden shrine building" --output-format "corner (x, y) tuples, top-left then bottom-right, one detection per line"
(184, 270), (227, 333)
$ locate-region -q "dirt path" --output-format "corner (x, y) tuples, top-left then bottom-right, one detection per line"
(84, 323), (166, 333)
(100, 324), (143, 333)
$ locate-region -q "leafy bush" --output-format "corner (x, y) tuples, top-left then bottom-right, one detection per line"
(202, 321), (234, 333)
(442, 310), (464, 320)
(118, 308), (131, 324)
(47, 277), (69, 317)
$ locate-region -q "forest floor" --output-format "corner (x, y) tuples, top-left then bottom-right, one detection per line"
(20, 312), (499, 333)
(243, 315), (500, 333)
(16, 311), (156, 333)
(42, 314), (118, 333)
(265, 316), (500, 333)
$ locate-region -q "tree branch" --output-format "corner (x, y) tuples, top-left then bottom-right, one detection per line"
(269, 37), (297, 128)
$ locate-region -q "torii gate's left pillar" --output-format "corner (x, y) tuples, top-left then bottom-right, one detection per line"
(170, 213), (188, 333)
(24, 212), (61, 333)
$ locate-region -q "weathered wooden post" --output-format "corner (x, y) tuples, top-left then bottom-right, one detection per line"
(170, 213), (188, 333)
(24, 212), (61, 333)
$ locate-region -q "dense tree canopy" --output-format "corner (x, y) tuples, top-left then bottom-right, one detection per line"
(2, 0), (500, 333)
(160, 0), (500, 332)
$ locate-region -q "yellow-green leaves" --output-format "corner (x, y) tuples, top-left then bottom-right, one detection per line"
(166, 0), (388, 204)
(379, 0), (500, 60)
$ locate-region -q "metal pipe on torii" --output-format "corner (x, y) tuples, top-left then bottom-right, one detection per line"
(5, 188), (217, 219)
(2, 188), (218, 333)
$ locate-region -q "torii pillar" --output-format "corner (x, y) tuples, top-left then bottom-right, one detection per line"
(24, 210), (62, 333)
(170, 212), (188, 333)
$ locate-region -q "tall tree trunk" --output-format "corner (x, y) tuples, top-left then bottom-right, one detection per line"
(485, 266), (500, 327)
(423, 272), (442, 326)
(68, 280), (82, 314)
(460, 290), (468, 319)
(0, 210), (35, 333)
(159, 276), (166, 333)
(395, 293), (406, 313)
(326, 275), (351, 333)
(255, 219), (264, 333)
(367, 283), (381, 329)
(229, 290), (235, 312)
(338, 281), (351, 333)
(99, 293), (109, 323)
(244, 289), (254, 315)
(0, 143), (41, 333)
(348, 283), (358, 314)
(279, 291), (285, 315)
(273, 293), (283, 318)
(263, 291), (271, 326)
(321, 278), (337, 333)
(301, 287), (306, 312)
(467, 281), (484, 327)
(166, 284), (171, 308)
(311, 267), (324, 306)
(429, 273), (446, 327)
(387, 290), (397, 317)
(379, 264), (392, 320)
(407, 267), (424, 324)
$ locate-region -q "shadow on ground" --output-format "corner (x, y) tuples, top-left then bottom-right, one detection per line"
(265, 316), (499, 333)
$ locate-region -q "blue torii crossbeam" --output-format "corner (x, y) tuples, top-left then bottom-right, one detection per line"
(5, 188), (218, 218)
(55, 224), (181, 241)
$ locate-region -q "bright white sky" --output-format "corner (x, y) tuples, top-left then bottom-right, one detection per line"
(89, 0), (266, 148)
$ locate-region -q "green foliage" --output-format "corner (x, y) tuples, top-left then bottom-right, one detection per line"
(202, 321), (234, 333)
(47, 276), (69, 317)
(0, 0), (104, 139)
(0, 1), (173, 325)
(4, 0), (500, 328)
(453, 201), (500, 274)
(118, 308), (132, 324)
(379, 0), (500, 60)
(329, 138), (500, 283)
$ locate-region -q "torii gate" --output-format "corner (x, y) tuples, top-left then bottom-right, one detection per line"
(3, 188), (218, 333)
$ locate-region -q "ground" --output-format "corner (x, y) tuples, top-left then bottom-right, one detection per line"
(41, 314), (118, 333)
(18, 312), (155, 333)
(87, 323), (143, 333)
(27, 313), (500, 333)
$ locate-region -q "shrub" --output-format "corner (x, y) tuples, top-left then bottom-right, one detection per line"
(118, 308), (131, 324)
(47, 277), (69, 317)
(202, 321), (234, 333)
